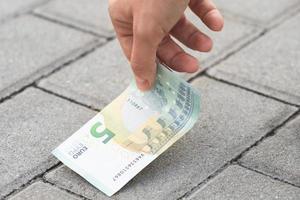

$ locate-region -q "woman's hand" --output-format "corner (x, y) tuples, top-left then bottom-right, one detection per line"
(109, 0), (224, 90)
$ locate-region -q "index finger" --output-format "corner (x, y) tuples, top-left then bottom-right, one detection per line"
(131, 20), (165, 91)
(189, 0), (224, 31)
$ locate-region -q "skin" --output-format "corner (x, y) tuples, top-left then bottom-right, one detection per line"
(109, 0), (224, 91)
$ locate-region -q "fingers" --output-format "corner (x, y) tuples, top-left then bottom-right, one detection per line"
(189, 0), (224, 31)
(157, 36), (199, 73)
(131, 20), (165, 91)
(171, 15), (212, 52)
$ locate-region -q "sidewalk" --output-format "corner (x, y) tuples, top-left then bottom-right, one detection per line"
(0, 0), (299, 199)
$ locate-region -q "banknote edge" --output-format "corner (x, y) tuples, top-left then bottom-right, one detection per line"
(51, 148), (116, 196)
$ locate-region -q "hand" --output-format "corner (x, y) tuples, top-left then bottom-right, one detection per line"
(109, 0), (224, 91)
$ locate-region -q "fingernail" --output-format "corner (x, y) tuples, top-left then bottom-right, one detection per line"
(136, 77), (150, 91)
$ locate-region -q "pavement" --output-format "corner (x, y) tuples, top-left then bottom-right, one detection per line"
(0, 0), (300, 199)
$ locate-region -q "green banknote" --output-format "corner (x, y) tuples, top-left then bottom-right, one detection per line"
(52, 63), (200, 196)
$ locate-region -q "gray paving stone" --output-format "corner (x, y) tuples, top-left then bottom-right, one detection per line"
(44, 166), (109, 200)
(214, 0), (300, 26)
(189, 165), (300, 200)
(208, 13), (300, 105)
(0, 88), (96, 198)
(0, 15), (98, 100)
(44, 77), (296, 200)
(35, 0), (114, 37)
(38, 39), (132, 110)
(9, 181), (81, 200)
(183, 9), (260, 71)
(0, 0), (45, 22)
(240, 115), (300, 187)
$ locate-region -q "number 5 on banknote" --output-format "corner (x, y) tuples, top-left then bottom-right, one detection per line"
(90, 122), (115, 144)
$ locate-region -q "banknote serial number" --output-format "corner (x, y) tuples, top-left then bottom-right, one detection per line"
(127, 98), (143, 110)
(113, 153), (144, 182)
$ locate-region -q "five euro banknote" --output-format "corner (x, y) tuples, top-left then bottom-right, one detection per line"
(52, 63), (200, 196)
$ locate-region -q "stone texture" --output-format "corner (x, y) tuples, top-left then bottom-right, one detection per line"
(240, 115), (300, 187)
(214, 0), (300, 26)
(0, 0), (45, 22)
(45, 166), (109, 200)
(208, 13), (300, 105)
(35, 0), (114, 37)
(0, 15), (98, 100)
(44, 77), (296, 200)
(0, 88), (96, 198)
(38, 39), (132, 110)
(9, 181), (81, 200)
(189, 165), (300, 200)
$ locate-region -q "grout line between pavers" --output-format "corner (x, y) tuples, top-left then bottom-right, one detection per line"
(2, 162), (62, 200)
(187, 29), (268, 82)
(187, 7), (300, 108)
(262, 1), (300, 31)
(189, 3), (300, 82)
(41, 179), (92, 200)
(0, 0), (52, 25)
(219, 0), (300, 31)
(177, 109), (300, 200)
(238, 163), (300, 189)
(31, 12), (115, 40)
(34, 40), (107, 82)
(204, 74), (300, 108)
(34, 85), (100, 112)
(0, 39), (104, 105)
(0, 82), (35, 106)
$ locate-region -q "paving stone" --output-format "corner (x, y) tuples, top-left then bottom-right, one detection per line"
(44, 166), (109, 200)
(0, 16), (98, 100)
(0, 15), (98, 100)
(208, 13), (300, 105)
(189, 165), (300, 200)
(38, 39), (132, 110)
(0, 0), (45, 22)
(35, 0), (114, 37)
(44, 77), (296, 200)
(240, 115), (300, 187)
(9, 181), (81, 200)
(183, 9), (260, 71)
(0, 88), (96, 198)
(214, 0), (300, 26)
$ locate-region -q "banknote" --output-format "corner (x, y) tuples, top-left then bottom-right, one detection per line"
(52, 63), (200, 196)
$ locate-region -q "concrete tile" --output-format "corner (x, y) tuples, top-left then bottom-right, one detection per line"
(0, 88), (96, 197)
(0, 0), (45, 22)
(45, 166), (109, 200)
(44, 77), (296, 199)
(214, 0), (300, 26)
(208, 13), (300, 105)
(0, 15), (98, 100)
(190, 165), (300, 200)
(35, 0), (114, 37)
(38, 39), (132, 110)
(240, 115), (300, 187)
(9, 181), (81, 200)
